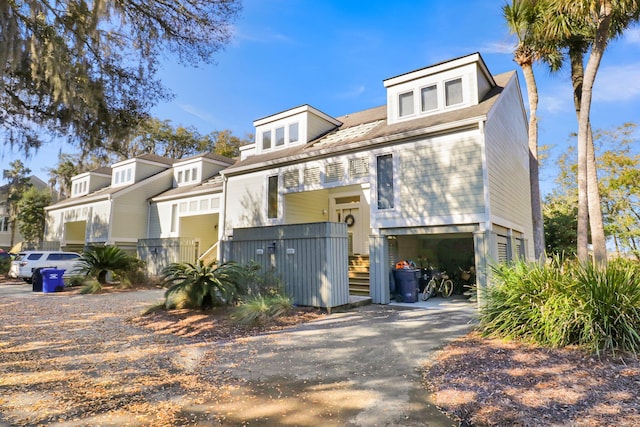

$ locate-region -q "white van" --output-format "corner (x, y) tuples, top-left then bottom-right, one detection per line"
(8, 251), (83, 283)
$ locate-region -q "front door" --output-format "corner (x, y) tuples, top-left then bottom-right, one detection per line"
(331, 194), (368, 255)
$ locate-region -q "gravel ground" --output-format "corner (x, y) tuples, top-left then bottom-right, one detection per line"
(0, 281), (476, 426)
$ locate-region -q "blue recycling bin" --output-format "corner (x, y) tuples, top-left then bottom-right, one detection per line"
(393, 269), (420, 303)
(41, 268), (66, 293)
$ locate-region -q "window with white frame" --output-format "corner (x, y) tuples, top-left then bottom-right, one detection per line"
(177, 171), (183, 183)
(191, 167), (198, 181)
(262, 130), (272, 150)
(398, 91), (414, 117)
(267, 175), (278, 219)
(421, 84), (438, 112)
(289, 123), (299, 143)
(376, 154), (394, 210)
(170, 204), (177, 232)
(445, 78), (463, 106)
(275, 126), (285, 146)
(126, 168), (132, 182)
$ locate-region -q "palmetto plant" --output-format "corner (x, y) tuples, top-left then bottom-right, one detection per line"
(78, 246), (136, 285)
(162, 261), (245, 309)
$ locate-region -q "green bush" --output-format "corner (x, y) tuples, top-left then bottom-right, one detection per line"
(231, 294), (293, 325)
(0, 258), (10, 275)
(480, 257), (640, 355)
(78, 246), (138, 285)
(162, 261), (245, 309)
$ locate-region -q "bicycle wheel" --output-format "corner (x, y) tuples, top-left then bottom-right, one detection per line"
(422, 279), (436, 301)
(442, 279), (454, 297)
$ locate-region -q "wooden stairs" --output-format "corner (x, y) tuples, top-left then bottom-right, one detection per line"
(349, 255), (370, 296)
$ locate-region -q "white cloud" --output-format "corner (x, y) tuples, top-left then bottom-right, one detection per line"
(539, 94), (572, 114)
(177, 104), (218, 124)
(593, 63), (640, 102)
(480, 41), (514, 54)
(232, 25), (295, 45)
(335, 85), (366, 99)
(624, 27), (640, 44)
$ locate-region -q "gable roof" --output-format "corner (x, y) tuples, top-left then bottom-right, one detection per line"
(150, 174), (225, 202)
(223, 71), (514, 176)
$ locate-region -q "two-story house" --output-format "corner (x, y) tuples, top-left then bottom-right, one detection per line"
(0, 176), (48, 251)
(44, 154), (177, 253)
(219, 52), (533, 304)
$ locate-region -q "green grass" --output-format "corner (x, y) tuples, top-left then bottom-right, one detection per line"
(231, 294), (293, 325)
(480, 257), (640, 355)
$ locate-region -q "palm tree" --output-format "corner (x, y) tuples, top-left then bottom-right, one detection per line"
(504, 0), (553, 261)
(552, 0), (640, 264)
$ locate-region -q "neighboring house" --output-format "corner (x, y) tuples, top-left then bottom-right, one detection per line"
(44, 154), (177, 253)
(219, 52), (533, 304)
(0, 176), (48, 251)
(139, 153), (234, 274)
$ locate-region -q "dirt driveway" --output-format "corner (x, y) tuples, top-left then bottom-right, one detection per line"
(0, 283), (476, 426)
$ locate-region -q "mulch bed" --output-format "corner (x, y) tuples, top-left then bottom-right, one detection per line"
(424, 331), (640, 426)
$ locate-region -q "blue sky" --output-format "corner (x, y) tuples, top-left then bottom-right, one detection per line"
(2, 0), (640, 195)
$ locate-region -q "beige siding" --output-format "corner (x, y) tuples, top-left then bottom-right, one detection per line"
(284, 190), (329, 224)
(45, 210), (63, 241)
(134, 162), (168, 182)
(398, 131), (484, 219)
(224, 172), (268, 233)
(111, 172), (173, 241)
(88, 201), (110, 242)
(484, 74), (534, 256)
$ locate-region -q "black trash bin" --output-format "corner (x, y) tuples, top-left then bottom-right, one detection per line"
(32, 267), (45, 292)
(393, 269), (420, 303)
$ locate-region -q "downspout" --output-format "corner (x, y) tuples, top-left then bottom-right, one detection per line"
(219, 172), (229, 263)
(107, 194), (115, 246)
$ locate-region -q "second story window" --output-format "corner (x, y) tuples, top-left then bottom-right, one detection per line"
(177, 171), (183, 183)
(398, 91), (414, 117)
(445, 78), (463, 106)
(275, 127), (285, 146)
(377, 154), (394, 210)
(289, 123), (299, 143)
(267, 175), (278, 219)
(263, 130), (272, 150)
(421, 84), (438, 112)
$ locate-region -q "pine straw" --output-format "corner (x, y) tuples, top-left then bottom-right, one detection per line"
(424, 331), (640, 426)
(0, 286), (325, 426)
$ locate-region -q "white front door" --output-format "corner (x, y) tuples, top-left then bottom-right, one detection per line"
(331, 193), (369, 255)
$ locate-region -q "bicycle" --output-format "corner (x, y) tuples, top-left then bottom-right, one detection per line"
(421, 269), (454, 301)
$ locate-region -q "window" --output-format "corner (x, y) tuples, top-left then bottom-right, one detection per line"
(120, 170), (126, 183)
(126, 168), (132, 182)
(177, 171), (183, 183)
(421, 84), (438, 112)
(289, 123), (299, 143)
(170, 204), (178, 232)
(82, 181), (87, 192)
(192, 167), (198, 181)
(267, 175), (278, 219)
(398, 91), (414, 117)
(1, 217), (8, 232)
(185, 169), (191, 182)
(114, 173), (119, 184)
(275, 126), (285, 146)
(377, 154), (394, 209)
(263, 130), (272, 150)
(445, 78), (463, 106)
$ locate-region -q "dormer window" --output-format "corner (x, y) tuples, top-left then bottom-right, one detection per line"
(289, 123), (299, 143)
(262, 130), (272, 150)
(421, 85), (438, 112)
(398, 91), (414, 117)
(445, 78), (463, 106)
(275, 127), (285, 146)
(185, 169), (191, 182)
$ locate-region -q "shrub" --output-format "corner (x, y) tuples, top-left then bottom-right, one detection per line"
(78, 246), (138, 285)
(231, 294), (293, 325)
(162, 261), (245, 309)
(480, 257), (640, 355)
